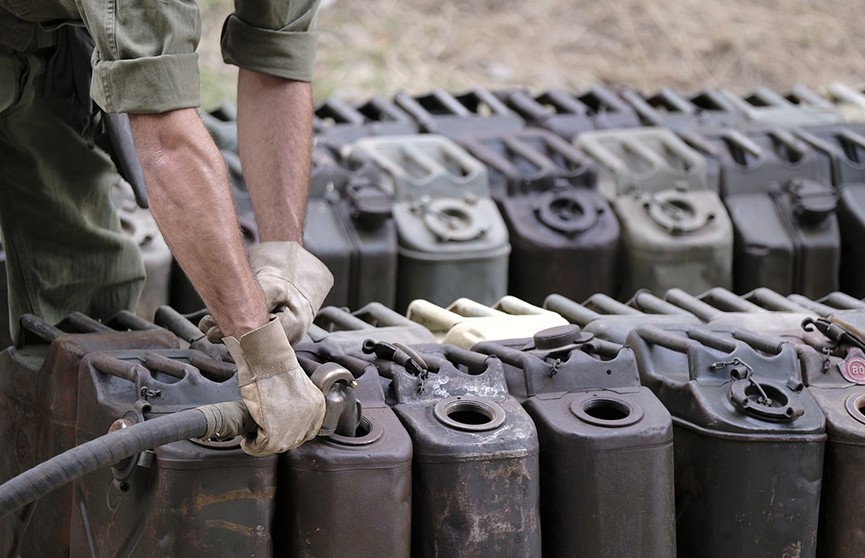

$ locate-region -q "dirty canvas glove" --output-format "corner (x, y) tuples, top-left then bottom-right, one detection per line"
(223, 317), (326, 456)
(200, 241), (334, 344)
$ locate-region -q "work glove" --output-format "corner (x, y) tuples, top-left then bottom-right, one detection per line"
(199, 241), (334, 344)
(223, 317), (326, 455)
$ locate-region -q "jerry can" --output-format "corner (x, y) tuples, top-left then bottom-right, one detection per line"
(629, 324), (826, 558)
(619, 86), (746, 132)
(69, 349), (276, 557)
(392, 87), (524, 138)
(305, 144), (398, 309)
(796, 124), (865, 297)
(347, 135), (510, 310)
(308, 302), (437, 353)
(689, 128), (839, 297)
(406, 296), (567, 348)
(577, 127), (733, 297)
(773, 309), (865, 558)
(277, 348), (413, 558)
(313, 95), (418, 146)
(367, 342), (541, 557)
(543, 292), (701, 344)
(719, 86), (843, 128)
(460, 128), (620, 304)
(474, 326), (676, 557)
(660, 286), (817, 334)
(0, 314), (179, 558)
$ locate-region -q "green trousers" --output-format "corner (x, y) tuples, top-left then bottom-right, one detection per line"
(0, 46), (145, 340)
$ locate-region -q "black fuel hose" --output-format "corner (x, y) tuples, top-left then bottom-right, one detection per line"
(0, 401), (250, 519)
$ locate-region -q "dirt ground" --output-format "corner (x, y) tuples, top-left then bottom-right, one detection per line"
(198, 0), (865, 109)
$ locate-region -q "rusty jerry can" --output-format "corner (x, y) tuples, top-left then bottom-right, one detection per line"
(279, 347), (413, 558)
(0, 313), (180, 557)
(460, 128), (620, 304)
(501, 86), (641, 141)
(688, 127), (839, 298)
(474, 326), (676, 557)
(347, 135), (510, 311)
(628, 324), (826, 558)
(304, 143), (398, 309)
(795, 123), (865, 298)
(578, 127), (733, 298)
(543, 292), (702, 345)
(69, 348), (277, 557)
(366, 342), (541, 557)
(405, 295), (567, 348)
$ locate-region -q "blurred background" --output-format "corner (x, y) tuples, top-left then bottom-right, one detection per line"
(198, 0), (865, 108)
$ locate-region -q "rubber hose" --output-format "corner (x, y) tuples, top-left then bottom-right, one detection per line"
(0, 404), (234, 519)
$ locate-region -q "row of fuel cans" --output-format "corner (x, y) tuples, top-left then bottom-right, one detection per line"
(171, 85), (865, 317)
(4, 285), (865, 557)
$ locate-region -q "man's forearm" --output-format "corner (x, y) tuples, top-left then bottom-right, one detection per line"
(129, 109), (269, 338)
(237, 68), (314, 243)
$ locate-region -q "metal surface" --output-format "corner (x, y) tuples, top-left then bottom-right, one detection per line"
(629, 324), (826, 558)
(371, 342), (541, 557)
(474, 330), (676, 556)
(393, 87), (524, 138)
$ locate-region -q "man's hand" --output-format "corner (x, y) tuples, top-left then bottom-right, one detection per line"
(200, 241), (333, 344)
(224, 317), (325, 455)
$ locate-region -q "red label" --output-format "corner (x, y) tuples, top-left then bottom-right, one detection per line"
(840, 355), (865, 385)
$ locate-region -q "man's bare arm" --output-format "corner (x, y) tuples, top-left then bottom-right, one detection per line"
(237, 68), (313, 243)
(128, 108), (268, 339)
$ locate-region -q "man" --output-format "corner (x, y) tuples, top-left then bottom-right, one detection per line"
(0, 1), (333, 455)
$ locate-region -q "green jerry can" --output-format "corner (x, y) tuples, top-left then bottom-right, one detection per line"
(687, 127), (839, 298)
(577, 127), (734, 298)
(474, 326), (676, 557)
(365, 341), (542, 557)
(347, 135), (511, 311)
(629, 324), (826, 558)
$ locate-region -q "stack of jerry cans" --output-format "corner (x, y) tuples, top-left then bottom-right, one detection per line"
(689, 127), (839, 297)
(628, 324), (826, 557)
(718, 86), (843, 129)
(365, 341), (541, 557)
(70, 348), (276, 557)
(393, 87), (524, 139)
(405, 296), (567, 348)
(543, 291), (701, 344)
(501, 86), (641, 141)
(795, 123), (865, 297)
(577, 127), (733, 297)
(304, 143), (398, 309)
(460, 128), (620, 304)
(313, 95), (418, 146)
(278, 348), (413, 558)
(346, 135), (510, 311)
(0, 314), (179, 557)
(474, 326), (676, 557)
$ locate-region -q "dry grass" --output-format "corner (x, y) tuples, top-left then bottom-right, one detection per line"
(199, 0), (865, 108)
